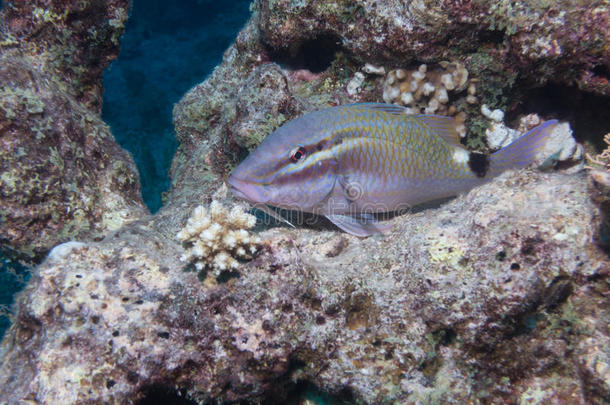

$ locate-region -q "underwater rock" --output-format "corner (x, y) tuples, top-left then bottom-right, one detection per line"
(256, 0), (610, 97)
(0, 0), (130, 111)
(1, 1), (609, 404)
(0, 58), (147, 263)
(0, 170), (607, 404)
(0, 1), (147, 263)
(231, 63), (298, 151)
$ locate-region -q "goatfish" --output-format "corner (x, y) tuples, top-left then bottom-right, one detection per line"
(227, 103), (557, 236)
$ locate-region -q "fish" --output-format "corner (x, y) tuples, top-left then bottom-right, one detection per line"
(227, 103), (557, 237)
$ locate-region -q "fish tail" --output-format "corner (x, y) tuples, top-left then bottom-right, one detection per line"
(488, 120), (558, 176)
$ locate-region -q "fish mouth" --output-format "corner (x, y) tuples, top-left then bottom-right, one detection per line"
(227, 175), (268, 204)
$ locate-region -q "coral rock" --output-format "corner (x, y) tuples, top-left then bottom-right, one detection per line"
(0, 0), (146, 263)
(0, 59), (147, 263)
(1, 171), (607, 404)
(1, 1), (609, 404)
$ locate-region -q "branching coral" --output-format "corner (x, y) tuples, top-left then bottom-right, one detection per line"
(586, 133), (610, 187)
(177, 201), (260, 275)
(382, 62), (475, 136)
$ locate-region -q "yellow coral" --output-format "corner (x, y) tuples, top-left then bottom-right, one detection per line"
(177, 201), (260, 275)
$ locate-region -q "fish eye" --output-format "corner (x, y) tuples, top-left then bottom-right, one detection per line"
(290, 146), (306, 163)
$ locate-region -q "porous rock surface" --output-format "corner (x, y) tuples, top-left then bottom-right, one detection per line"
(1, 0), (609, 404)
(258, 0), (610, 96)
(0, 0), (147, 262)
(0, 0), (130, 110)
(1, 171), (608, 404)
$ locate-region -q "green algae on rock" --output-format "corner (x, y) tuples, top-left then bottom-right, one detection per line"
(0, 59), (147, 263)
(0, 1), (147, 263)
(0, 0), (130, 111)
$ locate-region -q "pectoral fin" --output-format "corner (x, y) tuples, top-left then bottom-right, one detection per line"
(256, 204), (295, 228)
(325, 213), (392, 237)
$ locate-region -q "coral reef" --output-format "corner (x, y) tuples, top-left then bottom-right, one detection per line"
(177, 201), (260, 275)
(0, 0), (608, 404)
(1, 171), (607, 404)
(257, 0), (609, 97)
(0, 1), (147, 263)
(587, 133), (610, 184)
(0, 0), (130, 111)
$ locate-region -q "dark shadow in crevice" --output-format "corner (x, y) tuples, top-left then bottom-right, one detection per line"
(137, 385), (197, 405)
(477, 29), (506, 46)
(509, 84), (610, 150)
(268, 33), (343, 73)
(592, 64), (609, 78)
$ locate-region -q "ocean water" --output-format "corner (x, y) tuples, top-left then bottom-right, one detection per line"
(0, 258), (28, 336)
(102, 0), (252, 213)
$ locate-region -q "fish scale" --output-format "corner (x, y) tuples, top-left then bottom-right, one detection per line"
(228, 103), (558, 236)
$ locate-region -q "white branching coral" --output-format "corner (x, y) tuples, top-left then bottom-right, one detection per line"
(177, 201), (260, 275)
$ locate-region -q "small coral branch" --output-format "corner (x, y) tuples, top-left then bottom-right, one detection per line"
(586, 133), (610, 187)
(177, 201), (260, 276)
(586, 133), (610, 169)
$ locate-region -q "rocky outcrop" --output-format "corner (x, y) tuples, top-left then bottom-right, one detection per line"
(258, 0), (610, 96)
(0, 0), (130, 110)
(1, 0), (608, 403)
(0, 0), (147, 262)
(1, 171), (608, 404)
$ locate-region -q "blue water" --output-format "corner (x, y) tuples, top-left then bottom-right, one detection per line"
(102, 0), (252, 212)
(0, 258), (28, 336)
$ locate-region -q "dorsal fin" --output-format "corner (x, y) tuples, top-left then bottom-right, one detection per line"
(356, 103), (409, 116)
(416, 114), (463, 147)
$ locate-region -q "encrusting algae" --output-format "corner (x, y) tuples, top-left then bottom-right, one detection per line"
(176, 201), (260, 275)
